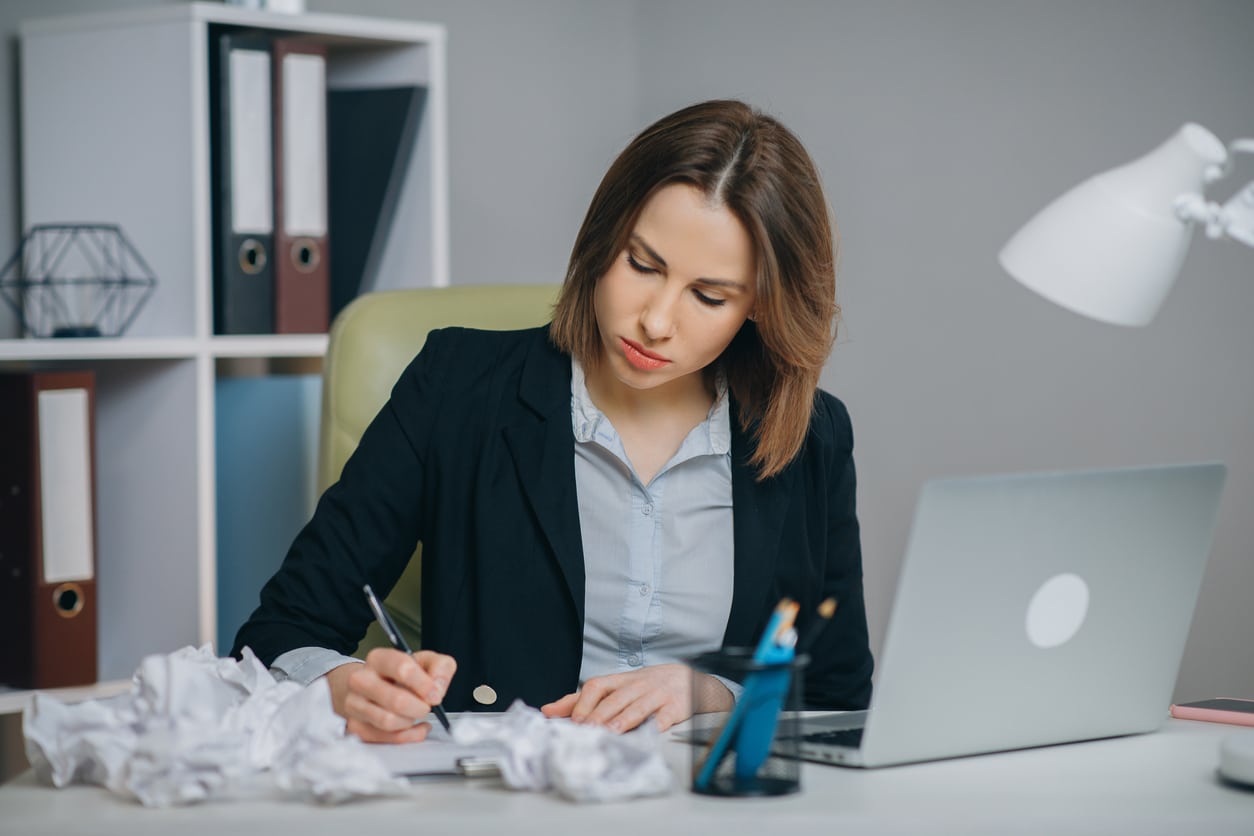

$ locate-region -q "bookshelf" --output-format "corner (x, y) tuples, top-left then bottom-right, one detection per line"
(1, 4), (447, 691)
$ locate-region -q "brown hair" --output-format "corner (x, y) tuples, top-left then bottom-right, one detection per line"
(550, 100), (839, 480)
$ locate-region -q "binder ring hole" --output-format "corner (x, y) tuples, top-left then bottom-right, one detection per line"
(238, 239), (268, 275)
(53, 582), (84, 619)
(292, 239), (321, 273)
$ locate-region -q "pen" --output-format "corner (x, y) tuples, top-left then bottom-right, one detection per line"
(362, 583), (452, 734)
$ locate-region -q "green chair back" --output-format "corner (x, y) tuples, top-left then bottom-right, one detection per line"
(318, 284), (560, 656)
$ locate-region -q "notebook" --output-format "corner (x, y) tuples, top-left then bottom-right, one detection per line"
(783, 463), (1226, 768)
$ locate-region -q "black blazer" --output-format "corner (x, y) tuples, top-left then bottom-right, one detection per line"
(233, 325), (873, 711)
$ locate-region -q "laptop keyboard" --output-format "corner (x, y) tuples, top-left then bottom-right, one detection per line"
(802, 726), (865, 748)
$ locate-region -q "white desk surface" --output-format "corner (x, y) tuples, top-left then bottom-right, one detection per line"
(0, 681), (131, 716)
(0, 718), (1249, 835)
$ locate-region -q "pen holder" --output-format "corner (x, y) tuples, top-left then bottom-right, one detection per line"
(688, 648), (808, 797)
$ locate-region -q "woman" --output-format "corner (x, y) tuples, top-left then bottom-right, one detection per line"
(232, 99), (872, 744)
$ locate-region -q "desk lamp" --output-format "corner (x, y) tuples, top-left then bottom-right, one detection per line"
(999, 123), (1253, 326)
(999, 123), (1254, 789)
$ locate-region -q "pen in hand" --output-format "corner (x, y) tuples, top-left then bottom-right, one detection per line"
(362, 583), (452, 734)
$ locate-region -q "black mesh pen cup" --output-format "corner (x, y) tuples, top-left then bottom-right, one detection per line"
(688, 648), (809, 797)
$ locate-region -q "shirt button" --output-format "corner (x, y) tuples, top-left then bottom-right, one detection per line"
(639, 584), (650, 596)
(627, 654), (641, 667)
(642, 504), (653, 516)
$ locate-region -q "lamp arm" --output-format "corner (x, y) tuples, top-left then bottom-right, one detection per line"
(1175, 137), (1254, 247)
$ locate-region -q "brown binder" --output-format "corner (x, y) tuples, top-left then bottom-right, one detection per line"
(272, 37), (330, 333)
(0, 371), (99, 689)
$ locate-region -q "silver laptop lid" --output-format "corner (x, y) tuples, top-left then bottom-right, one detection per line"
(859, 463), (1226, 768)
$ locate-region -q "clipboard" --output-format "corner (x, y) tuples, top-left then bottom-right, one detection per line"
(364, 731), (506, 780)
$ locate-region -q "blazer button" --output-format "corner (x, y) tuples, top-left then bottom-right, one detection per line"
(472, 684), (498, 706)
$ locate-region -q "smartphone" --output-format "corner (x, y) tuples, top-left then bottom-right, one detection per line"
(1169, 698), (1254, 727)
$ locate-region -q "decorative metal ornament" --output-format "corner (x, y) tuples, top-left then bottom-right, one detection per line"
(0, 224), (157, 338)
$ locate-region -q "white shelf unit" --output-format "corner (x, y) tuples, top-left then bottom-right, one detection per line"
(2, 4), (448, 693)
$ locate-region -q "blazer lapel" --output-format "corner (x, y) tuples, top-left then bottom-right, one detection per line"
(724, 407), (796, 648)
(502, 329), (586, 623)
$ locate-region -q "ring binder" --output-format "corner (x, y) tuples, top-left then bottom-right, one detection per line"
(211, 30), (276, 335)
(272, 38), (330, 333)
(0, 371), (99, 689)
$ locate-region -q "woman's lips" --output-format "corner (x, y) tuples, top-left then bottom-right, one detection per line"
(621, 337), (671, 371)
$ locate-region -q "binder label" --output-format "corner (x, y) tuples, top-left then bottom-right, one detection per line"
(282, 53), (328, 237)
(229, 49), (274, 234)
(37, 389), (95, 584)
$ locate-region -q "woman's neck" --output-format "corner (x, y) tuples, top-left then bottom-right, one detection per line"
(583, 361), (715, 427)
(582, 362), (717, 485)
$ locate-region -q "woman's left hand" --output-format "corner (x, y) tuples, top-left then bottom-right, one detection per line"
(540, 664), (733, 732)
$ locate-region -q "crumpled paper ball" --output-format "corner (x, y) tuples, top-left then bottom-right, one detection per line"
(22, 644), (408, 806)
(452, 700), (673, 802)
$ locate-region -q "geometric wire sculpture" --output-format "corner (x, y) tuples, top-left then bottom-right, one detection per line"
(0, 223), (157, 338)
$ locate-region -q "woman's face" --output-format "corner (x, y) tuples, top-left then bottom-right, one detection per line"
(592, 183), (757, 400)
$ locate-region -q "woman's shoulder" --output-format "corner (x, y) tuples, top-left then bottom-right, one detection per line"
(410, 324), (554, 373)
(395, 323), (563, 401)
(422, 323), (552, 355)
(808, 387), (854, 453)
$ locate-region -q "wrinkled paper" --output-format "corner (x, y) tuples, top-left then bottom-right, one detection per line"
(23, 645), (674, 806)
(22, 644), (407, 806)
(452, 700), (673, 802)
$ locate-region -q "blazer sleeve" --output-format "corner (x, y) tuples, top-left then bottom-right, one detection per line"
(230, 331), (454, 665)
(804, 395), (875, 710)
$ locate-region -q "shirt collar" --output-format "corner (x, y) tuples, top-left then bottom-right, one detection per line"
(570, 357), (731, 455)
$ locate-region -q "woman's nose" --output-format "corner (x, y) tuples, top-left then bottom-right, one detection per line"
(639, 287), (679, 341)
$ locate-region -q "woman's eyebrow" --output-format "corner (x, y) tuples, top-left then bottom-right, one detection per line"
(630, 234), (668, 268)
(629, 234), (748, 290)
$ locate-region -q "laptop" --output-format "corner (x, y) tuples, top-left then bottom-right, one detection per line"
(778, 463), (1226, 768)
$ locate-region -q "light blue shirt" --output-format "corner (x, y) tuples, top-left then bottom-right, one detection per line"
(270, 358), (741, 705)
(571, 359), (737, 690)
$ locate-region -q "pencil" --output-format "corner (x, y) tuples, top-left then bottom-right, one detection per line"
(362, 584), (452, 734)
(795, 597), (838, 656)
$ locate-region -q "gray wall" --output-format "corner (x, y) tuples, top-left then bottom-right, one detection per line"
(626, 0), (1254, 702)
(306, 0), (641, 289)
(3, 1), (1251, 702)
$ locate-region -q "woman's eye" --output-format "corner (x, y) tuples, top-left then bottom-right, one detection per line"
(694, 289), (726, 307)
(626, 253), (657, 274)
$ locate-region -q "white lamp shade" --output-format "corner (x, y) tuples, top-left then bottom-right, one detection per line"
(999, 124), (1228, 326)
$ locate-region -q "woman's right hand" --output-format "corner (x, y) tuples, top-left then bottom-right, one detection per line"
(324, 648), (457, 743)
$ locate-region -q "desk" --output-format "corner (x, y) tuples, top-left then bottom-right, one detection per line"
(0, 681), (132, 716)
(0, 719), (1249, 835)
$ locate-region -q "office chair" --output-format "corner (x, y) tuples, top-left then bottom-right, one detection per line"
(318, 284), (559, 656)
